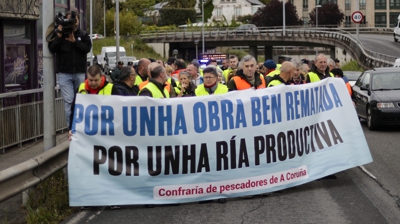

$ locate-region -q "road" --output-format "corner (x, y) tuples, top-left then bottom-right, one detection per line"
(359, 34), (400, 58)
(63, 119), (400, 224)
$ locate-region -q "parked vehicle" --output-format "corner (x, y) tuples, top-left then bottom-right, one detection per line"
(394, 14), (400, 42)
(229, 24), (259, 35)
(90, 33), (105, 40)
(352, 67), (400, 130)
(97, 46), (127, 69)
(343, 71), (362, 86)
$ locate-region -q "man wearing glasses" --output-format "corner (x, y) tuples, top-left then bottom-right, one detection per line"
(195, 66), (228, 96)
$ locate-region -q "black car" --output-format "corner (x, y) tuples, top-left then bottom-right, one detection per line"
(352, 67), (400, 130)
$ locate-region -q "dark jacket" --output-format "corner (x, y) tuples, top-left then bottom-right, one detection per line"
(290, 73), (306, 85)
(113, 81), (139, 96)
(48, 28), (92, 73)
(306, 64), (331, 83)
(227, 69), (264, 91)
(176, 83), (197, 97)
(110, 67), (121, 81)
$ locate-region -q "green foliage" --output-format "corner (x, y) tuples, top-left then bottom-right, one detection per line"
(123, 0), (156, 17)
(258, 0), (271, 4)
(204, 0), (214, 22)
(25, 170), (77, 224)
(225, 49), (248, 60)
(158, 8), (197, 26)
(162, 0), (196, 8)
(229, 19), (240, 27)
(105, 9), (143, 36)
(212, 15), (229, 27)
(237, 15), (253, 24)
(309, 3), (344, 26)
(341, 60), (363, 71)
(252, 0), (303, 27)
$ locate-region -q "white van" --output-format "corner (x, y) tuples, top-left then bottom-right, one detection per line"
(394, 14), (400, 42)
(98, 46), (127, 67)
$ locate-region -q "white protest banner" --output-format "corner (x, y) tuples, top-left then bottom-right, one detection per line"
(68, 78), (372, 206)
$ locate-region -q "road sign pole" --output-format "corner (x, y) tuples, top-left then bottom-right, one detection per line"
(356, 0), (359, 41)
(351, 11), (363, 39)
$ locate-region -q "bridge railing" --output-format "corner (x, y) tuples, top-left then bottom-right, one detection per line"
(0, 87), (68, 153)
(140, 27), (396, 69)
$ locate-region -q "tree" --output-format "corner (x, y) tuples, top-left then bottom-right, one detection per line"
(309, 3), (344, 27)
(105, 9), (142, 36)
(161, 0), (196, 8)
(251, 0), (303, 27)
(123, 0), (156, 17)
(237, 14), (253, 24)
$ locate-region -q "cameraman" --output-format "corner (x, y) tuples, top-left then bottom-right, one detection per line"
(49, 11), (92, 126)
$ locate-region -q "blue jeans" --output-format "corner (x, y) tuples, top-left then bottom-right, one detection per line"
(58, 73), (86, 126)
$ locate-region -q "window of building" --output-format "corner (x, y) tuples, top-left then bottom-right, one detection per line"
(345, 0), (351, 10)
(375, 0), (386, 9)
(303, 0), (308, 10)
(390, 0), (400, 9)
(4, 24), (31, 92)
(390, 13), (399, 26)
(375, 13), (387, 27)
(234, 7), (241, 18)
(316, 0), (337, 5)
(360, 0), (366, 8)
(216, 8), (222, 18)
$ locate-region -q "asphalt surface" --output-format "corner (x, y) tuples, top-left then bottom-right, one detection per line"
(62, 170), (392, 224)
(359, 34), (400, 58)
(62, 120), (400, 224)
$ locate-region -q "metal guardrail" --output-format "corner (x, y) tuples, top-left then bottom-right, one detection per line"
(140, 26), (396, 69)
(0, 88), (67, 153)
(0, 141), (69, 203)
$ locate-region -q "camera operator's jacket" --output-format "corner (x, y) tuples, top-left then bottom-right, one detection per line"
(48, 28), (92, 73)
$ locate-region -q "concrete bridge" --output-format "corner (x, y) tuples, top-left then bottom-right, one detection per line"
(140, 27), (395, 69)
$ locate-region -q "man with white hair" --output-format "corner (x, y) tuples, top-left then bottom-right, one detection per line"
(227, 55), (266, 91)
(306, 54), (334, 83)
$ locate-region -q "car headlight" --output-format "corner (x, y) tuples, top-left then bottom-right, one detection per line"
(377, 102), (395, 108)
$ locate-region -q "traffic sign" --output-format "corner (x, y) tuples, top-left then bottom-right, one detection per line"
(351, 11), (364, 23)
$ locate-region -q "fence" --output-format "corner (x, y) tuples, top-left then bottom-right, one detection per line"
(0, 88), (67, 153)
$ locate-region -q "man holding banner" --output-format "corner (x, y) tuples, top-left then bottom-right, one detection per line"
(68, 71), (372, 207)
(68, 65), (118, 140)
(306, 54), (334, 83)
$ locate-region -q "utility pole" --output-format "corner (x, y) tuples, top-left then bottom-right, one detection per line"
(42, 0), (55, 152)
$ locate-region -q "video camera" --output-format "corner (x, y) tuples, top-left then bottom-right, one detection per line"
(54, 11), (77, 37)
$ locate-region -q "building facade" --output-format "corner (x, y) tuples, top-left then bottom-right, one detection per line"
(0, 0), (86, 94)
(293, 0), (400, 28)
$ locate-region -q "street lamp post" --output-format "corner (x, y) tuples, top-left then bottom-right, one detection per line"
(104, 0), (106, 37)
(194, 40), (199, 60)
(283, 0), (285, 36)
(316, 5), (321, 54)
(202, 0), (205, 54)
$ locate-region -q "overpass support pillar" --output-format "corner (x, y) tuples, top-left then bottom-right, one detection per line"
(330, 47), (336, 60)
(249, 46), (257, 59)
(264, 46), (273, 60)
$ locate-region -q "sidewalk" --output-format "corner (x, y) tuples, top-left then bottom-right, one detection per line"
(0, 132), (69, 223)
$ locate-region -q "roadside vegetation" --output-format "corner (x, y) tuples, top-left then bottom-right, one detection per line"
(25, 170), (76, 224)
(341, 60), (364, 71)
